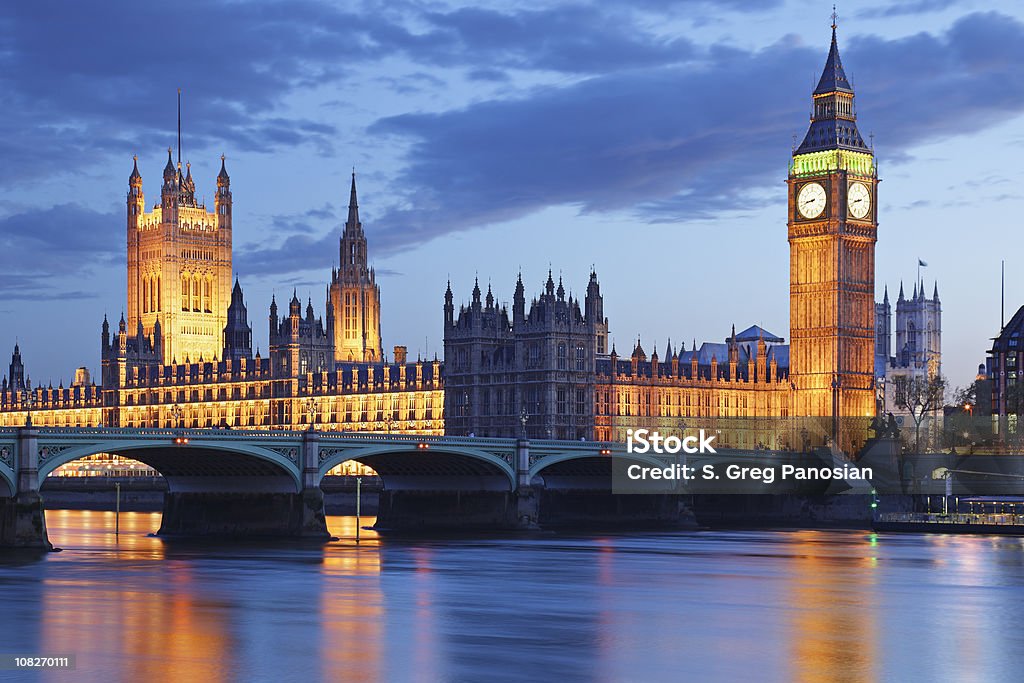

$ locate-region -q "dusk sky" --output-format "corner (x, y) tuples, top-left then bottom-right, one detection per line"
(1, 0), (1022, 390)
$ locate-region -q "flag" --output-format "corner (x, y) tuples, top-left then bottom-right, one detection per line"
(918, 259), (928, 267)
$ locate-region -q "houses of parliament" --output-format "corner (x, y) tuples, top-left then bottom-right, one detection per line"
(0, 24), (883, 454)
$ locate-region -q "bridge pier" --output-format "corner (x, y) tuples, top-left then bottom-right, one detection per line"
(157, 429), (330, 540)
(0, 426), (53, 550)
(157, 488), (329, 538)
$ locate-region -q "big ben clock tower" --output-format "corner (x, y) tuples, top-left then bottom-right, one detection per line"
(788, 20), (878, 439)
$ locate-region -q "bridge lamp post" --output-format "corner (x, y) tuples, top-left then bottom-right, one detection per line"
(519, 406), (529, 439)
(304, 397), (317, 432)
(385, 416), (394, 434)
(170, 403), (183, 429)
(21, 387), (34, 428)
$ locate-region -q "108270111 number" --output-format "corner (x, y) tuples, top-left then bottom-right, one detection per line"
(0, 655), (76, 670)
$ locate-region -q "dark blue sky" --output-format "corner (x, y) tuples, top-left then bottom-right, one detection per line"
(1, 0), (1022, 388)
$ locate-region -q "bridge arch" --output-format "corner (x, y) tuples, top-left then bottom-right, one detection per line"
(529, 450), (669, 481)
(0, 467), (13, 497)
(37, 439), (302, 493)
(319, 444), (516, 491)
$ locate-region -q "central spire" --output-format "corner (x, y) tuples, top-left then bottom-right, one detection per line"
(345, 170), (361, 235)
(795, 18), (869, 155)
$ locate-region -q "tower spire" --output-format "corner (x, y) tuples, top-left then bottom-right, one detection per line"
(795, 18), (866, 155)
(346, 170), (361, 234)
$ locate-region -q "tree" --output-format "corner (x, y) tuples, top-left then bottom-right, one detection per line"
(953, 380), (979, 411)
(893, 374), (947, 454)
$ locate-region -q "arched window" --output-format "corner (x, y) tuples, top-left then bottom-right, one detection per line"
(155, 276), (161, 311)
(181, 274), (189, 311)
(142, 277), (149, 314)
(192, 275), (201, 311)
(203, 277), (212, 313)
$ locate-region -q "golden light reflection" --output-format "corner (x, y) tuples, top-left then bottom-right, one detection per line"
(784, 531), (879, 683)
(320, 516), (384, 682)
(41, 511), (233, 682)
(45, 509), (164, 557)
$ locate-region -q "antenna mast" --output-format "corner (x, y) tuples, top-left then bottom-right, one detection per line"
(177, 88), (182, 166)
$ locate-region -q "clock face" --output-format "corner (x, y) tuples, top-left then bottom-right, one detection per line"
(848, 182), (871, 219)
(797, 182), (826, 219)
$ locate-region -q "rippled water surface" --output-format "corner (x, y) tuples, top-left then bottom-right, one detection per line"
(3, 511), (1024, 682)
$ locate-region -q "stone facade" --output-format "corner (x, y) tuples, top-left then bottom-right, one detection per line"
(443, 271), (603, 440)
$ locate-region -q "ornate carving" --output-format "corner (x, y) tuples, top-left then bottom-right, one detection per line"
(0, 446), (10, 466)
(485, 450), (514, 466)
(319, 448), (347, 465)
(269, 447), (298, 463)
(38, 445), (73, 462)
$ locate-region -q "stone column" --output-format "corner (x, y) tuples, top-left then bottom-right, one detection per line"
(0, 426), (52, 549)
(299, 430), (330, 539)
(515, 438), (539, 528)
(515, 438), (531, 489)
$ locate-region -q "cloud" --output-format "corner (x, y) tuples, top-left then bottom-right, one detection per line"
(418, 5), (696, 73)
(857, 0), (960, 19)
(0, 0), (715, 186)
(356, 11), (1024, 255)
(0, 204), (120, 299)
(236, 231), (339, 278)
(0, 0), (405, 182)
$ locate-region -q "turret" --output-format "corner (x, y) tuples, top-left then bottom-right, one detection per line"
(215, 154), (232, 230)
(472, 278), (482, 310)
(101, 315), (110, 352)
(223, 278), (252, 362)
(161, 148), (177, 211)
(269, 294), (279, 344)
(513, 272), (526, 326)
(182, 161), (196, 205)
(8, 343), (25, 392)
(584, 269), (609, 355)
(444, 280), (455, 328)
(325, 285), (335, 340)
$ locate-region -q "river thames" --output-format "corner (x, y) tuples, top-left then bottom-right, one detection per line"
(3, 512), (1024, 681)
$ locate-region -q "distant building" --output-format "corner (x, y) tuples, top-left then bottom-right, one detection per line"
(126, 152), (233, 365)
(0, 159), (440, 446)
(875, 281), (942, 390)
(987, 305), (1024, 421)
(443, 271), (603, 440)
(328, 174), (382, 362)
(594, 326), (791, 447)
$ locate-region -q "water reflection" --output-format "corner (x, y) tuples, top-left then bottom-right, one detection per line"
(783, 530), (878, 682)
(3, 512), (1023, 681)
(320, 516), (384, 681)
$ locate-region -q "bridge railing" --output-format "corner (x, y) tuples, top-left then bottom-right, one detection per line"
(0, 426), (629, 458)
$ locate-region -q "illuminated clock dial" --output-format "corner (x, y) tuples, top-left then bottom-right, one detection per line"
(847, 182), (871, 219)
(797, 182), (826, 219)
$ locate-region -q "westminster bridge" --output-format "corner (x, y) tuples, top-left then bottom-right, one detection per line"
(0, 426), (702, 548)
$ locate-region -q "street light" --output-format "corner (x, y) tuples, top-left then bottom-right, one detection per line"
(304, 397), (317, 431)
(170, 403), (183, 429)
(22, 386), (33, 427)
(519, 406), (529, 439)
